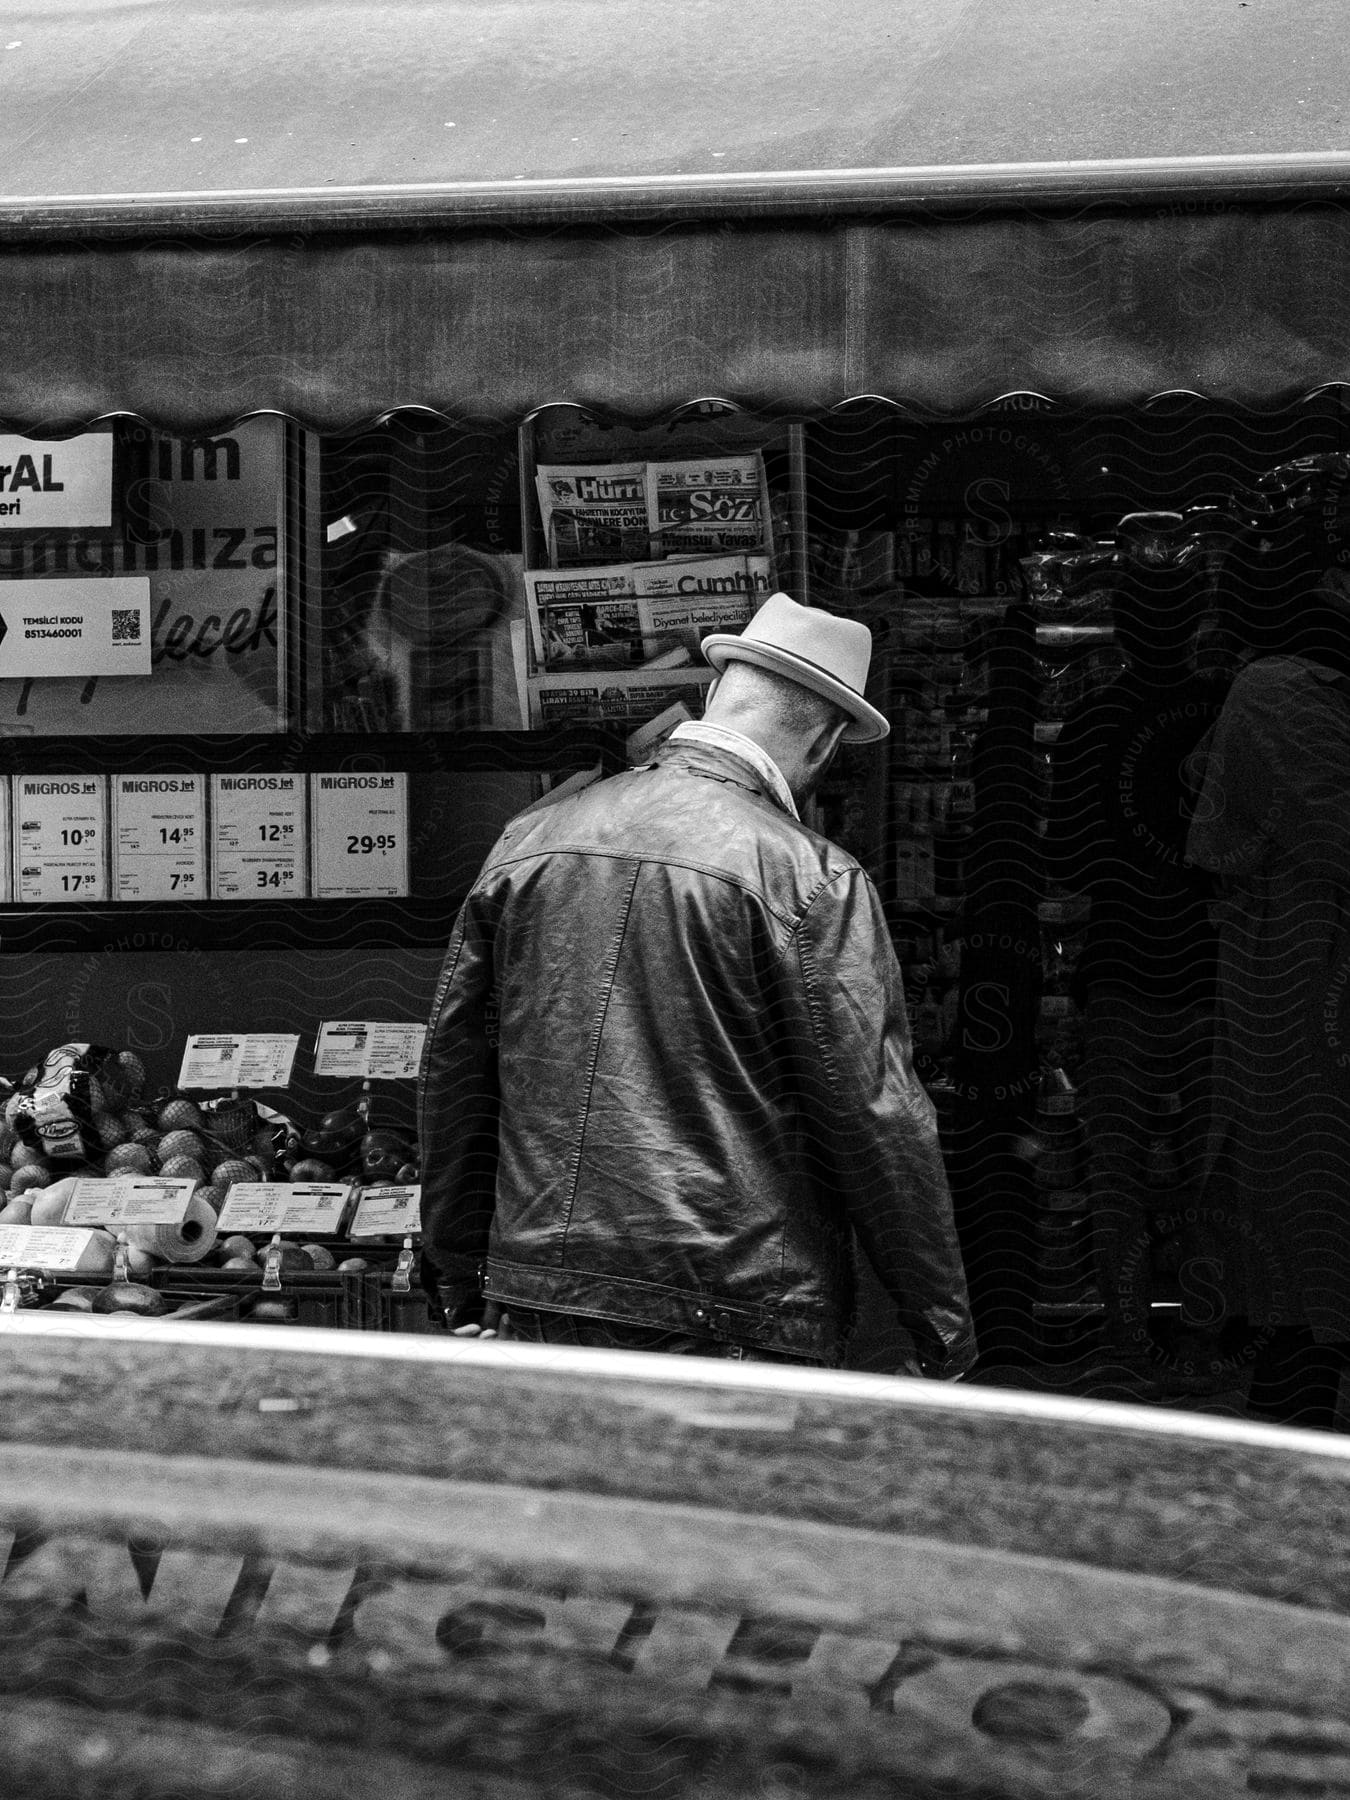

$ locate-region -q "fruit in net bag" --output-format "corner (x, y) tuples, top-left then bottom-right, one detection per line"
(11, 1044), (128, 1163)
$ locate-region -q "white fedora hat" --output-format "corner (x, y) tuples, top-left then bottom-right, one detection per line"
(701, 592), (890, 743)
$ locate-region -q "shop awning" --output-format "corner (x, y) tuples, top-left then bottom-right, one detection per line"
(3, 0), (1350, 428)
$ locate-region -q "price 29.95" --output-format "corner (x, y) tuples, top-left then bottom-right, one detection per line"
(347, 834), (397, 856)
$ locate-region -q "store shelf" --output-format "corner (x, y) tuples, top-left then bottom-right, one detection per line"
(0, 727), (623, 778)
(0, 896), (465, 954)
(0, 726), (624, 953)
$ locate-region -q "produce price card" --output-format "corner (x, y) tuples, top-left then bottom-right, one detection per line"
(216, 1183), (355, 1235)
(65, 1176), (196, 1227)
(350, 1184), (422, 1239)
(112, 775), (205, 901)
(211, 773), (307, 899)
(178, 1033), (299, 1091)
(12, 774), (107, 903)
(314, 1021), (427, 1081)
(0, 1225), (111, 1272)
(309, 772), (408, 898)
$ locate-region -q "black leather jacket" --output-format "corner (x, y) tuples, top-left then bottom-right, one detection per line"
(418, 738), (975, 1373)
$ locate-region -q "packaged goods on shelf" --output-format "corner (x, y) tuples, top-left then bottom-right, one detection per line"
(894, 836), (936, 906)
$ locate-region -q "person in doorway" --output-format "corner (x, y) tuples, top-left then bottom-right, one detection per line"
(1044, 561), (1231, 1373)
(1186, 536), (1350, 1430)
(418, 593), (975, 1377)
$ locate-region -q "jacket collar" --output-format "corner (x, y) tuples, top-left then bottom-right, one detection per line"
(656, 727), (799, 820)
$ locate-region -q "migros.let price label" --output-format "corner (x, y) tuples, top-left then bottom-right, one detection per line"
(211, 773), (307, 899)
(12, 774), (107, 903)
(112, 775), (206, 901)
(216, 1183), (355, 1235)
(309, 772), (408, 898)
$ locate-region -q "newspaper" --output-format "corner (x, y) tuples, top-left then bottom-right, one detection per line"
(626, 700), (696, 762)
(524, 566), (642, 668)
(535, 463), (653, 567)
(527, 668), (714, 730)
(646, 454), (767, 557)
(633, 554), (770, 657)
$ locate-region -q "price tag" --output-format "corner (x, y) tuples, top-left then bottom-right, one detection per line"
(0, 1225), (111, 1272)
(350, 1184), (422, 1239)
(112, 775), (206, 901)
(12, 774), (107, 903)
(0, 780), (10, 904)
(65, 1176), (196, 1227)
(216, 1182), (354, 1235)
(314, 1021), (427, 1081)
(309, 773), (408, 898)
(178, 1033), (299, 1091)
(211, 773), (307, 899)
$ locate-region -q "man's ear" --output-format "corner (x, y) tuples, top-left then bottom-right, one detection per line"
(810, 716), (848, 766)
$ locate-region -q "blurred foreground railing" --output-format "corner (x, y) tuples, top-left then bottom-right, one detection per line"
(0, 1315), (1345, 1799)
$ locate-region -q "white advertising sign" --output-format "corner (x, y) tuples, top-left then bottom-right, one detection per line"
(350, 1184), (421, 1239)
(0, 433), (113, 530)
(177, 1033), (299, 1092)
(0, 780), (9, 904)
(210, 772), (307, 899)
(313, 1021), (426, 1081)
(216, 1182), (354, 1235)
(112, 774), (205, 901)
(0, 578), (150, 679)
(12, 774), (107, 903)
(309, 773), (409, 898)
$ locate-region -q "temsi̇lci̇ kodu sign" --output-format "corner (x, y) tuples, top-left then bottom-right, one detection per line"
(0, 421), (285, 734)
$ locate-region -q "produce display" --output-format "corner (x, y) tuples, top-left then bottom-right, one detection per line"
(0, 1042), (425, 1325)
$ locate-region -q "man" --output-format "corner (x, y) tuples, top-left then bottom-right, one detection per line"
(1044, 562), (1229, 1369)
(418, 593), (975, 1376)
(1186, 546), (1350, 1429)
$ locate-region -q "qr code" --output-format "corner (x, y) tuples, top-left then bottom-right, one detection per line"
(111, 609), (142, 644)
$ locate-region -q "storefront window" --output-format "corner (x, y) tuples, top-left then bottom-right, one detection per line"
(0, 418), (287, 736)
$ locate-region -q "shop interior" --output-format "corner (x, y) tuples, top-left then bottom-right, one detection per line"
(0, 391), (1343, 1412)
